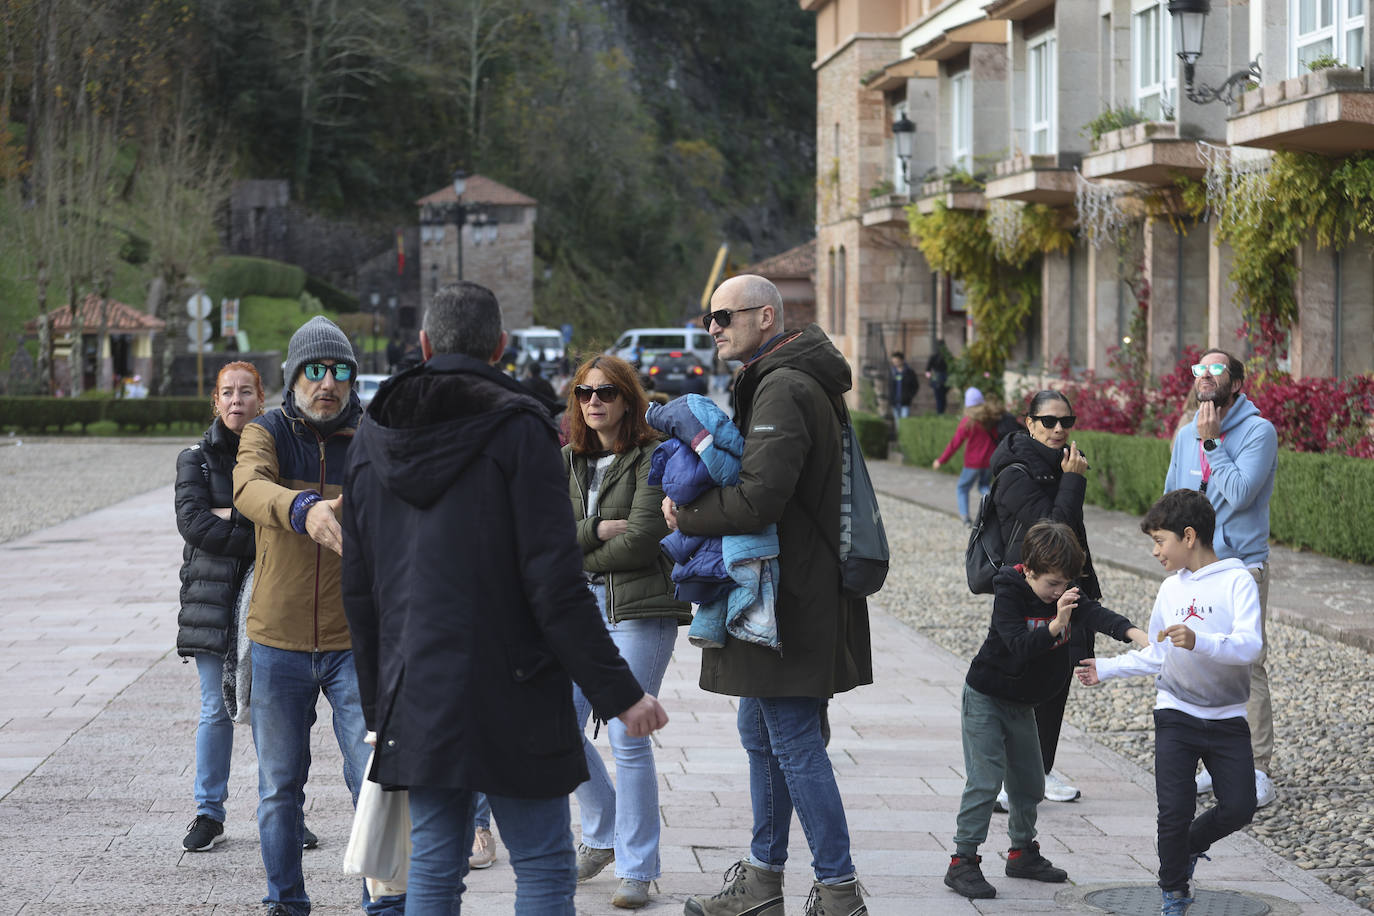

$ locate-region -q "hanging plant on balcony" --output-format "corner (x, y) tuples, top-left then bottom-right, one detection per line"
(1178, 149), (1374, 359)
(905, 200), (1072, 375)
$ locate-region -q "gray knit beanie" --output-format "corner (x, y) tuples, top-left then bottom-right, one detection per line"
(284, 316), (357, 386)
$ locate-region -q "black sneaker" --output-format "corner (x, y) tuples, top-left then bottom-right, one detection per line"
(302, 826), (318, 850)
(182, 814), (224, 851)
(265, 905), (291, 916)
(945, 853), (996, 899)
(1005, 841), (1068, 882)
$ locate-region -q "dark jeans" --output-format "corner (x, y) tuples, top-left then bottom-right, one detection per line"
(1154, 708), (1256, 894)
(1034, 678), (1070, 774)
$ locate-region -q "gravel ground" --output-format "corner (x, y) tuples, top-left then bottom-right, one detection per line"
(876, 492), (1374, 910)
(0, 435), (184, 543)
(2, 439), (1369, 907)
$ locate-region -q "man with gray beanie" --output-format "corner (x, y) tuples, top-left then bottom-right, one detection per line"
(233, 315), (403, 916)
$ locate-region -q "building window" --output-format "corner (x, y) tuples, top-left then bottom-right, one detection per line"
(1133, 3), (1177, 119)
(1028, 33), (1057, 154)
(836, 246), (848, 334)
(1292, 0), (1365, 71)
(892, 101), (910, 195)
(950, 72), (972, 173)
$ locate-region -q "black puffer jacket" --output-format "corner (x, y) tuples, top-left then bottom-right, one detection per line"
(989, 429), (1101, 600)
(175, 419), (256, 657)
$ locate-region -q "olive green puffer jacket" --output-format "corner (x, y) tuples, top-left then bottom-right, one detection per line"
(563, 439), (691, 625)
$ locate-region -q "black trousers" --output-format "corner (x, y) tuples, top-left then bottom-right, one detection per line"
(1153, 708), (1257, 893)
(1034, 678), (1070, 774)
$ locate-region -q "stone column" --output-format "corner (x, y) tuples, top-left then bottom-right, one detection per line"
(1144, 216), (1181, 377)
(1293, 235), (1337, 377)
(1207, 219), (1245, 350)
(1041, 249), (1072, 372)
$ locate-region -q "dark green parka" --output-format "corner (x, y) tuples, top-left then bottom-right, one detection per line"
(563, 439), (691, 625)
(676, 324), (873, 698)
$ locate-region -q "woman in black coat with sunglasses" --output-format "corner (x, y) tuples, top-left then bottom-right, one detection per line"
(987, 389), (1100, 805)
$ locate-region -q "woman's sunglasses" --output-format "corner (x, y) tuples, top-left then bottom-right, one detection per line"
(574, 384), (622, 404)
(701, 305), (765, 331)
(1029, 414), (1077, 429)
(303, 362), (353, 382)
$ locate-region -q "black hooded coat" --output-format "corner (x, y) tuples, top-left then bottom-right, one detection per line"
(341, 353), (644, 796)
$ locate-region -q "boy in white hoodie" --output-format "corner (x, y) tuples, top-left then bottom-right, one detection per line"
(1076, 489), (1261, 916)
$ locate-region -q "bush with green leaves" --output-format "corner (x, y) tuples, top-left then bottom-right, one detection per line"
(0, 397), (211, 433)
(850, 412), (889, 460)
(305, 275), (359, 314)
(207, 257), (307, 303)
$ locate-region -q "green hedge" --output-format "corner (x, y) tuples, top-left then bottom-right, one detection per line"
(0, 397), (211, 433)
(850, 411), (889, 460)
(895, 415), (1374, 564)
(305, 275), (360, 313)
(207, 256), (307, 302)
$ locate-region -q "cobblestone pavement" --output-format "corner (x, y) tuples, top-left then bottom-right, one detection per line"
(0, 438), (1367, 913)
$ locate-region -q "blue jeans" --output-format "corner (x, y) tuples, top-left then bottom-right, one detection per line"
(408, 786), (576, 914)
(193, 653), (233, 822)
(1154, 709), (1256, 894)
(249, 641), (404, 916)
(570, 587), (677, 881)
(472, 792), (490, 830)
(956, 466), (992, 520)
(737, 696), (855, 883)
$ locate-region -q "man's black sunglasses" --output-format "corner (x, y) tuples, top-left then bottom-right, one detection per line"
(1029, 414), (1076, 429)
(303, 362), (353, 382)
(701, 305), (765, 332)
(574, 384), (621, 404)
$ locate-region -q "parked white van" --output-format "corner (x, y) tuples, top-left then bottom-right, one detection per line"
(609, 327), (717, 368)
(508, 327), (566, 374)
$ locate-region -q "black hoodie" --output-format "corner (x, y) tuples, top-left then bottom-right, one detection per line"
(340, 352), (643, 796)
(966, 564), (1138, 705)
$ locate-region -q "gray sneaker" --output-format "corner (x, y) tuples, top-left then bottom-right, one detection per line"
(684, 860), (784, 916)
(577, 843), (615, 881)
(612, 878), (651, 909)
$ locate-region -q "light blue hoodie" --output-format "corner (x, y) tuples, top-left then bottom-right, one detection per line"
(1164, 394), (1277, 566)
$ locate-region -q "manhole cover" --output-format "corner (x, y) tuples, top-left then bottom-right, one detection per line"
(1085, 886), (1270, 916)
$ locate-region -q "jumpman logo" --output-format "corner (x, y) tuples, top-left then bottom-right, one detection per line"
(1182, 599), (1205, 624)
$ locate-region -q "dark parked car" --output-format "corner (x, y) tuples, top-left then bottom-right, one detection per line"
(645, 351), (709, 396)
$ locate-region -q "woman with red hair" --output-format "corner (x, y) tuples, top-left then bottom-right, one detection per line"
(561, 355), (690, 909)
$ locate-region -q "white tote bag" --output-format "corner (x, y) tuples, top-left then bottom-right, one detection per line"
(343, 749), (410, 896)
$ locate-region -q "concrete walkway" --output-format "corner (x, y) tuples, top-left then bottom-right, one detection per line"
(0, 483), (1364, 914)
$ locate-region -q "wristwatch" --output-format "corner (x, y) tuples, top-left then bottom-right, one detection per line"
(1202, 437), (1221, 452)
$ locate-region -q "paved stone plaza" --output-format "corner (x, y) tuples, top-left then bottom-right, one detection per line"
(0, 450), (1368, 913)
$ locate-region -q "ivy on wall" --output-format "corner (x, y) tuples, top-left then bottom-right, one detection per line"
(905, 200), (1072, 375)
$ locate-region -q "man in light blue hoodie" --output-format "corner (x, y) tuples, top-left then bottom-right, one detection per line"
(1164, 348), (1277, 808)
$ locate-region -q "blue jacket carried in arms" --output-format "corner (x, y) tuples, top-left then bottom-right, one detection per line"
(647, 395), (781, 651)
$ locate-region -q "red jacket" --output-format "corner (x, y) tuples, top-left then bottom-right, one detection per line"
(937, 416), (996, 469)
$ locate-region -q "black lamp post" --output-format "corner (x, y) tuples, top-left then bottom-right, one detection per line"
(1167, 0), (1261, 105)
(421, 169), (475, 285)
(892, 113), (916, 188)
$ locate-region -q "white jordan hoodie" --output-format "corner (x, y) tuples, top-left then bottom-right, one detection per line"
(1094, 557), (1262, 721)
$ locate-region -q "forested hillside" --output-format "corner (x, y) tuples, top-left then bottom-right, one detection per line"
(1, 0), (817, 376)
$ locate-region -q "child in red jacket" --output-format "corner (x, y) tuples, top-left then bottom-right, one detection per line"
(933, 387), (999, 525)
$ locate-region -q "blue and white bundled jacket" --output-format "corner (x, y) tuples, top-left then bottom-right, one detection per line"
(647, 395), (781, 651)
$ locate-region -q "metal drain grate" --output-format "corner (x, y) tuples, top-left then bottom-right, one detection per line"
(1084, 886), (1270, 916)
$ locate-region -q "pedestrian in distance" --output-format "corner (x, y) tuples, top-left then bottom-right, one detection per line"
(931, 386), (998, 526)
(945, 520), (1147, 900)
(663, 274), (872, 916)
(1076, 489), (1262, 916)
(888, 350), (918, 420)
(563, 354), (691, 909)
(340, 282), (667, 915)
(926, 341), (950, 414)
(176, 361), (316, 852)
(1164, 349), (1278, 809)
(987, 389), (1100, 806)
(232, 317), (402, 916)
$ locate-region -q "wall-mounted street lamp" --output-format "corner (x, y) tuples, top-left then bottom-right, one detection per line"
(892, 113), (916, 187)
(421, 169), (480, 282)
(1167, 0), (1262, 106)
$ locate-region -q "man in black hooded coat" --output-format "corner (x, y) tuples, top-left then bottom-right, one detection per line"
(341, 282), (667, 912)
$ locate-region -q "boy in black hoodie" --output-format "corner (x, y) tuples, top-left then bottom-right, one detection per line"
(945, 521), (1148, 900)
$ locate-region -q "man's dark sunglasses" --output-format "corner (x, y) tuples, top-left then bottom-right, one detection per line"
(574, 384), (621, 404)
(701, 305), (765, 332)
(1029, 414), (1076, 429)
(303, 362), (353, 382)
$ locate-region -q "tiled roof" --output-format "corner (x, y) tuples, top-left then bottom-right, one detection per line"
(739, 240), (815, 279)
(416, 174), (537, 207)
(25, 294), (167, 333)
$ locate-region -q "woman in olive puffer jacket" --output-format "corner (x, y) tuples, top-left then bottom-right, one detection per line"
(173, 362), (264, 852)
(561, 355), (689, 910)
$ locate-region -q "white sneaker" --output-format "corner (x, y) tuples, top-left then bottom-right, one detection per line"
(1044, 769), (1081, 802)
(1255, 769), (1277, 808)
(1195, 767), (1214, 795)
(993, 786), (1009, 813)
